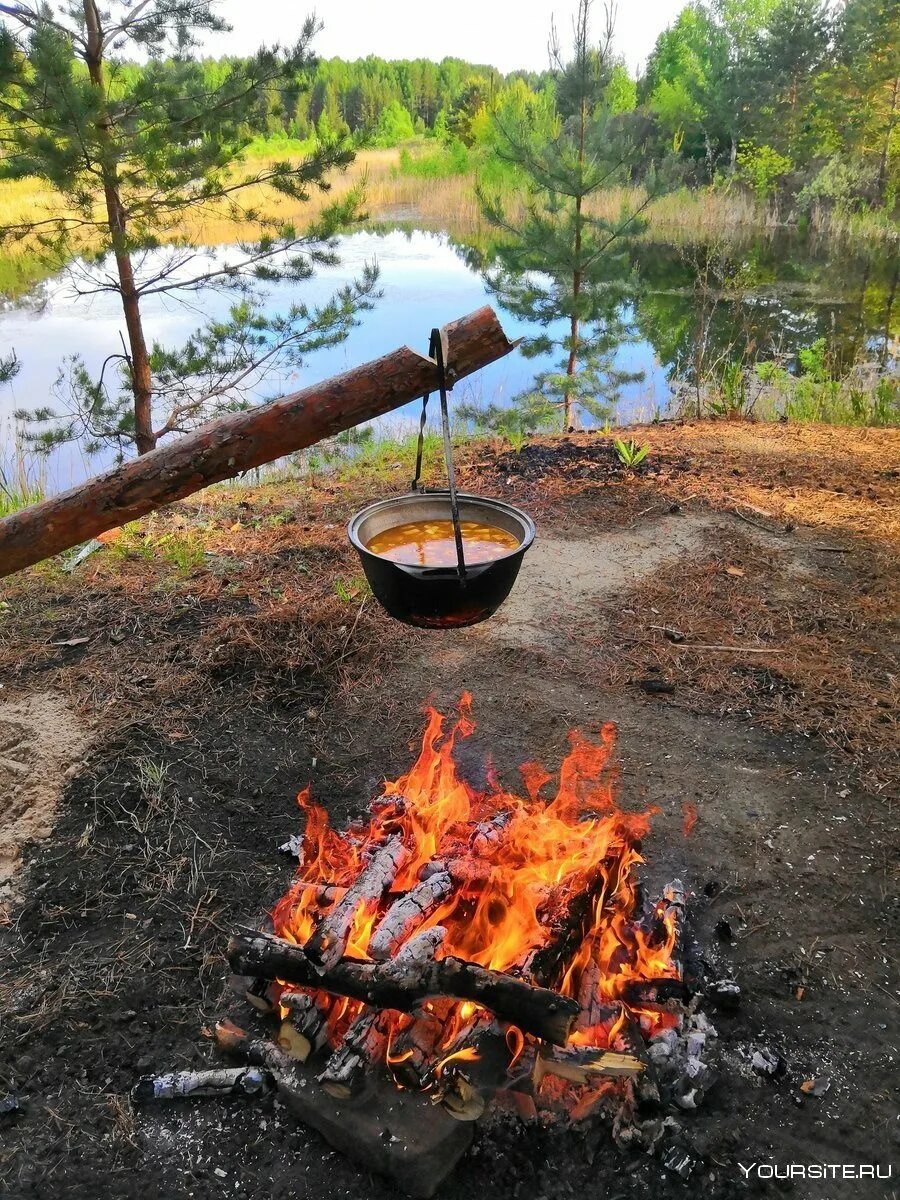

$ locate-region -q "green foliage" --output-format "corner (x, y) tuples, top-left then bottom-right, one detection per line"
(708, 360), (754, 416)
(399, 140), (472, 178)
(0, 3), (381, 459)
(372, 100), (416, 147)
(605, 64), (637, 114)
(613, 438), (649, 468)
(756, 340), (898, 424)
(476, 1), (648, 433)
(736, 141), (793, 200)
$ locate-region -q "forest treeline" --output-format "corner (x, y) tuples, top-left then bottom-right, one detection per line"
(2, 0), (896, 216)
(177, 0), (898, 213)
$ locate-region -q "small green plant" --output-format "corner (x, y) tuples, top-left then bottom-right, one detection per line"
(333, 575), (370, 603)
(613, 438), (649, 469)
(708, 360), (753, 418)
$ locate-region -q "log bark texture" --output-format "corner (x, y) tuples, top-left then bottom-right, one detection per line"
(305, 836), (407, 972)
(228, 930), (577, 1044)
(368, 872), (453, 961)
(0, 306), (518, 577)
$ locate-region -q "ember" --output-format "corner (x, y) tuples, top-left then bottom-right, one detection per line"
(227, 696), (685, 1112)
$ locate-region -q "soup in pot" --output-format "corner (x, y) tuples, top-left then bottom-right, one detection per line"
(366, 519), (520, 567)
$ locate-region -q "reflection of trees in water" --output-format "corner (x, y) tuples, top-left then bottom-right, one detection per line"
(450, 228), (898, 381)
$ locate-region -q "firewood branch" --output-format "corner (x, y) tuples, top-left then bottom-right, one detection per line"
(227, 930), (578, 1045)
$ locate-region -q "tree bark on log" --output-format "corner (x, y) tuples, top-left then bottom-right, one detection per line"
(227, 930), (577, 1044)
(0, 306), (518, 577)
(304, 836), (407, 972)
(368, 872), (453, 961)
(131, 1066), (270, 1103)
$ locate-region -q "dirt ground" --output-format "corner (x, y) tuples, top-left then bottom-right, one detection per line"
(0, 422), (897, 1200)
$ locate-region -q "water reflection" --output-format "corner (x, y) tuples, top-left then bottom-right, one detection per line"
(0, 227), (895, 494)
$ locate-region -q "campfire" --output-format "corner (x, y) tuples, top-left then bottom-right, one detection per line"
(137, 697), (723, 1196)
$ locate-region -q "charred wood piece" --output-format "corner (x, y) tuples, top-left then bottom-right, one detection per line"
(387, 1016), (445, 1090)
(369, 872), (453, 961)
(527, 865), (611, 988)
(228, 930), (577, 1044)
(532, 1045), (643, 1087)
(433, 1016), (508, 1122)
(621, 978), (690, 1006)
(131, 1066), (270, 1104)
(469, 810), (511, 855)
(319, 1010), (390, 1099)
(305, 836), (408, 972)
(419, 858), (493, 886)
(277, 990), (331, 1061)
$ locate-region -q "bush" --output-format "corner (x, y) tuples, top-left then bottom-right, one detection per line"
(736, 141), (793, 201)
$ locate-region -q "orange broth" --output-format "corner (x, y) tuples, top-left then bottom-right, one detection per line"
(366, 519), (520, 567)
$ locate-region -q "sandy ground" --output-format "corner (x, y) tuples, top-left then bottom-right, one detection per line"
(0, 691), (91, 909)
(0, 423), (896, 1200)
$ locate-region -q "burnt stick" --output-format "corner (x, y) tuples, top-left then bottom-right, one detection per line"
(304, 835), (408, 972)
(227, 930), (578, 1045)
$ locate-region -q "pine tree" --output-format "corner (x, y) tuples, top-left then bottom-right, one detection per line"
(471, 0), (649, 433)
(0, 2), (379, 459)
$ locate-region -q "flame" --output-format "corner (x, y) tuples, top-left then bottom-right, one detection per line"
(270, 697), (682, 1095)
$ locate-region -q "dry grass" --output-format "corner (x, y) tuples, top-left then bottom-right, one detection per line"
(0, 144), (780, 266)
(1, 422), (896, 803)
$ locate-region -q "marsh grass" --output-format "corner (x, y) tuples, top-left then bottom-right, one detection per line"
(4, 141), (876, 277)
(0, 423), (46, 515)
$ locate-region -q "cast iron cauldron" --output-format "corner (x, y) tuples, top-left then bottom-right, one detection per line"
(348, 492), (535, 628)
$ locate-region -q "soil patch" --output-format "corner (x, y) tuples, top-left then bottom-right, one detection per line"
(0, 691), (91, 909)
(0, 423), (896, 1200)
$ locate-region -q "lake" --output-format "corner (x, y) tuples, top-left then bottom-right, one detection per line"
(0, 227), (896, 494)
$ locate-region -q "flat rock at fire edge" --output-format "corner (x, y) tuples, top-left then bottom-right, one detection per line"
(273, 1064), (473, 1198)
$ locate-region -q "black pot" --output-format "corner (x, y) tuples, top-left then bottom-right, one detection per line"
(348, 491), (535, 628)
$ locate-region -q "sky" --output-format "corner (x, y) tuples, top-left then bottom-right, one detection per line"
(210, 0), (686, 75)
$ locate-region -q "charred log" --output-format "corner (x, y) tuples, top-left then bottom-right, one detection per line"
(368, 872), (453, 961)
(305, 836), (408, 972)
(526, 864), (612, 988)
(277, 990), (331, 1061)
(318, 1010), (390, 1099)
(131, 1066), (270, 1104)
(228, 930), (578, 1044)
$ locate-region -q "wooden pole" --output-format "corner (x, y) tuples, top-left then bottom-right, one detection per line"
(0, 306), (517, 578)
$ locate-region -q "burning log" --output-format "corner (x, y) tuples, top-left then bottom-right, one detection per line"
(131, 1066), (270, 1104)
(368, 872), (454, 961)
(305, 836), (408, 972)
(0, 307), (519, 578)
(387, 1015), (446, 1089)
(419, 858), (493, 886)
(319, 1011), (390, 1099)
(277, 990), (331, 1061)
(621, 978), (690, 1007)
(527, 865), (612, 988)
(227, 930), (578, 1044)
(433, 1016), (508, 1122)
(532, 1046), (643, 1087)
(469, 811), (511, 855)
(319, 928), (446, 1098)
(573, 960), (621, 1035)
